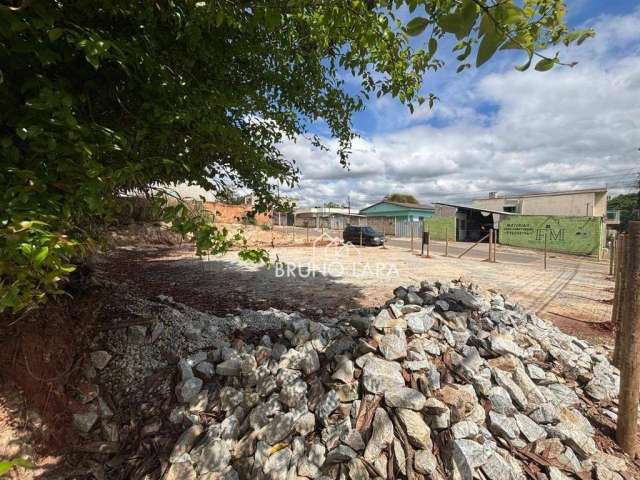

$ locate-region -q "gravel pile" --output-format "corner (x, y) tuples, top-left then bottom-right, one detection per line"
(154, 281), (629, 480)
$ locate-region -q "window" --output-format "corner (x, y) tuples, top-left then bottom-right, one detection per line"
(503, 206), (516, 213)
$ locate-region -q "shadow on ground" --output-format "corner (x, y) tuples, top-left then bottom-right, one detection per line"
(101, 245), (368, 317)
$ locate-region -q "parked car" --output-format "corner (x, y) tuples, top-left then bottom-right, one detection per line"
(343, 225), (385, 246)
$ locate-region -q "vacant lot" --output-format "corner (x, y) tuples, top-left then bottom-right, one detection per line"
(104, 239), (613, 344)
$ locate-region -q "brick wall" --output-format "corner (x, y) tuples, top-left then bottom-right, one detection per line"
(201, 202), (271, 225)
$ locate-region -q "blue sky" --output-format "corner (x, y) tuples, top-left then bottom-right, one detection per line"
(280, 2), (640, 208)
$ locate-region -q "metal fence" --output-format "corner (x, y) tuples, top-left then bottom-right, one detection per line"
(394, 220), (423, 238)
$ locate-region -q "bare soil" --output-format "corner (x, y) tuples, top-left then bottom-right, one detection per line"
(0, 226), (619, 476)
(100, 240), (614, 344)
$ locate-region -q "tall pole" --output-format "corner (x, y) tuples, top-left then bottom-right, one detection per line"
(410, 225), (414, 252)
(617, 222), (640, 456)
(609, 239), (615, 276)
(613, 234), (628, 367)
(488, 229), (493, 262)
(426, 226), (430, 258)
(492, 229), (497, 262)
(445, 227), (449, 257)
(382, 223), (387, 249)
(544, 232), (548, 270)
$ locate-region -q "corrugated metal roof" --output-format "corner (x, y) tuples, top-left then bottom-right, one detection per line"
(434, 202), (515, 216)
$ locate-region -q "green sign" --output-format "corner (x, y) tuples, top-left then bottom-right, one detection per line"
(499, 215), (603, 256)
(424, 216), (456, 241)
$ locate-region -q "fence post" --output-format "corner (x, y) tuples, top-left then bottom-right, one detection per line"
(544, 232), (548, 270)
(445, 227), (448, 257)
(426, 227), (430, 258)
(382, 223), (387, 249)
(410, 225), (414, 252)
(487, 228), (493, 262)
(609, 239), (615, 276)
(617, 222), (640, 456)
(492, 229), (497, 262)
(271, 212), (275, 247)
(613, 234), (628, 367)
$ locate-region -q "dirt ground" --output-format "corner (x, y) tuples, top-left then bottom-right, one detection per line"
(0, 227), (616, 477)
(102, 237), (614, 345)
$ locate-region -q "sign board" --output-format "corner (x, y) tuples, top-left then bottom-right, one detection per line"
(499, 215), (603, 256)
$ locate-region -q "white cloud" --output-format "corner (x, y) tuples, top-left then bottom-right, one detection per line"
(280, 8), (640, 209)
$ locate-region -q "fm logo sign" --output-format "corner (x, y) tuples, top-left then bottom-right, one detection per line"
(535, 225), (565, 242)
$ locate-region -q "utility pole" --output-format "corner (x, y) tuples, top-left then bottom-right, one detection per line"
(636, 171), (640, 220)
(613, 234), (628, 367)
(617, 222), (640, 456)
(348, 196), (351, 215)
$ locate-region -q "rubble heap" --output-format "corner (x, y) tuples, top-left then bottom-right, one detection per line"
(156, 281), (628, 480)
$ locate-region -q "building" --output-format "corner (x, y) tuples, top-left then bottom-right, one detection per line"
(359, 200), (434, 221)
(429, 201), (606, 256)
(284, 207), (365, 230)
(471, 187), (609, 217)
(430, 202), (513, 242)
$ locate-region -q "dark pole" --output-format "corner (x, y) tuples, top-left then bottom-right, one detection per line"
(617, 222), (640, 455)
(636, 171), (640, 220)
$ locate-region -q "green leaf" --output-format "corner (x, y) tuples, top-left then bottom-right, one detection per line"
(497, 4), (524, 25)
(437, 14), (459, 35)
(405, 17), (429, 36)
(33, 246), (49, 266)
(577, 30), (595, 45)
(48, 28), (64, 41)
(0, 458), (33, 475)
(428, 37), (437, 55)
(457, 0), (478, 39)
(479, 13), (494, 36)
(534, 58), (556, 71)
(476, 32), (503, 67)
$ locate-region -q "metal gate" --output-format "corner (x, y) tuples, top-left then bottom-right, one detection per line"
(395, 220), (423, 238)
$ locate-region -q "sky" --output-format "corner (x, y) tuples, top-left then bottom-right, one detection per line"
(279, 1), (640, 209)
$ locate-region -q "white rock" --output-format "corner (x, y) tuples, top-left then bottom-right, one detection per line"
(451, 420), (479, 439)
(90, 350), (112, 370)
(397, 408), (432, 449)
(384, 387), (426, 410)
(363, 408), (394, 461)
(361, 357), (405, 394)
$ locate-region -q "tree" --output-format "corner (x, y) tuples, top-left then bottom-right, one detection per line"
(385, 193), (420, 205)
(324, 202), (346, 209)
(0, 1), (591, 313)
(610, 193), (639, 232)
